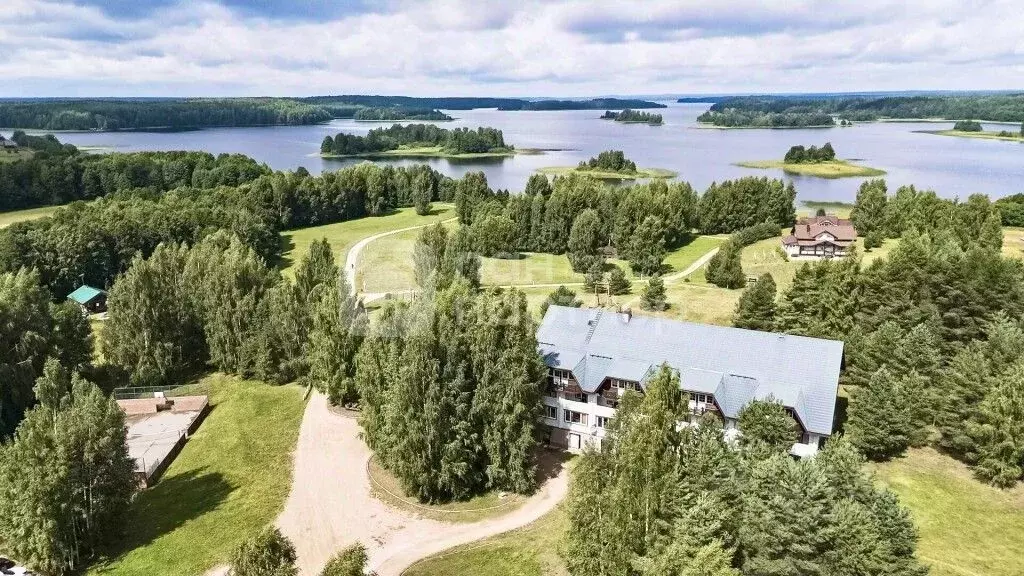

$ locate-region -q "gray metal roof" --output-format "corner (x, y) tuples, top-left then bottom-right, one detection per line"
(536, 306), (844, 435)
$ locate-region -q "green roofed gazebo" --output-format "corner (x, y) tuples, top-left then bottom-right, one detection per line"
(67, 285), (108, 314)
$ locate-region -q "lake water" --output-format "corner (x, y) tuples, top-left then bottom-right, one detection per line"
(29, 103), (1023, 203)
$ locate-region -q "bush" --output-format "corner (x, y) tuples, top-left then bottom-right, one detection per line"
(607, 265), (631, 295)
(229, 527), (297, 576)
(730, 222), (782, 247)
(863, 230), (882, 250)
(320, 544), (368, 576)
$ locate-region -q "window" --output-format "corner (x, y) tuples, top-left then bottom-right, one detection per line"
(548, 368), (572, 388)
(543, 405), (557, 420)
(563, 410), (587, 425)
(565, 392), (587, 403)
(596, 416), (611, 428)
(692, 393), (714, 404)
(610, 378), (638, 391)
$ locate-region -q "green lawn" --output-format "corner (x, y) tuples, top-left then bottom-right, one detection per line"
(872, 448), (1024, 576)
(87, 375), (306, 576)
(278, 204), (454, 276)
(480, 236), (722, 288)
(735, 234), (896, 292)
(0, 205), (60, 228)
(0, 149), (33, 163)
(405, 505), (569, 576)
(357, 224), (449, 293)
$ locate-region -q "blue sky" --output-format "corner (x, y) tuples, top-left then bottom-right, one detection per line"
(0, 0), (1020, 97)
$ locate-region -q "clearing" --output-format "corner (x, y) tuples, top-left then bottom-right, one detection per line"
(0, 204), (60, 228)
(735, 159), (886, 178)
(273, 392), (569, 576)
(535, 166), (677, 180)
(87, 375), (306, 576)
(279, 204), (454, 276)
(405, 506), (569, 576)
(872, 448), (1024, 576)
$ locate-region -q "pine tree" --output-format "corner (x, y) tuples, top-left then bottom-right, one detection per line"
(733, 273), (776, 330)
(967, 361), (1024, 487)
(846, 367), (918, 460)
(568, 208), (603, 272)
(541, 285), (582, 316)
(736, 399), (796, 453)
(705, 243), (745, 289)
(936, 342), (991, 458)
(979, 208), (1003, 250)
(608, 265), (631, 295)
(229, 527), (297, 576)
(584, 261), (605, 294)
(640, 274), (667, 311)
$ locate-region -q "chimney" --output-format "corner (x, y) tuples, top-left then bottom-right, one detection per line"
(620, 306), (632, 323)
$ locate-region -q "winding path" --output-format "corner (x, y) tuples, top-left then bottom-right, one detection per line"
(345, 219), (455, 298)
(274, 393), (569, 576)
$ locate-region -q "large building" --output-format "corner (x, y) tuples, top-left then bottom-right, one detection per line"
(782, 214), (857, 258)
(536, 306), (844, 456)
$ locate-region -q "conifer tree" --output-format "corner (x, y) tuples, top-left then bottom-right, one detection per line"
(568, 208), (603, 272)
(736, 398), (796, 453)
(607, 265), (631, 295)
(640, 274), (667, 311)
(846, 367), (918, 460)
(967, 361), (1024, 487)
(705, 243), (745, 289)
(308, 272), (367, 405)
(979, 208), (1004, 250)
(565, 444), (625, 576)
(584, 261), (605, 294)
(628, 215), (667, 275)
(733, 273), (775, 330)
(541, 285), (582, 316)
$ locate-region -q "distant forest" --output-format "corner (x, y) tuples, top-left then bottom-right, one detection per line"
(696, 93), (1024, 127)
(600, 109), (663, 124)
(320, 124), (509, 156)
(0, 96), (665, 131)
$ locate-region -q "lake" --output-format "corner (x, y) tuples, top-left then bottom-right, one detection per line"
(27, 103), (1024, 203)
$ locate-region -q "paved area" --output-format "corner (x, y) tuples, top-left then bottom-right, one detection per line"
(121, 396), (207, 482)
(274, 393), (569, 576)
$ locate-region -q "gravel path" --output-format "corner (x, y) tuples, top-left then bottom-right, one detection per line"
(275, 393), (569, 576)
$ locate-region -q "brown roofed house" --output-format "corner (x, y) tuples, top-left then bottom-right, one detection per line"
(781, 214), (857, 258)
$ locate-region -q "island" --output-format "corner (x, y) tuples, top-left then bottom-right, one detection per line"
(921, 120), (1024, 142)
(320, 123), (522, 159)
(600, 109), (664, 125)
(736, 142), (886, 178)
(352, 107), (453, 121)
(537, 149), (676, 180)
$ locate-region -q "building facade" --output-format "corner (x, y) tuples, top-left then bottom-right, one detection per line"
(536, 306), (844, 457)
(782, 214), (857, 258)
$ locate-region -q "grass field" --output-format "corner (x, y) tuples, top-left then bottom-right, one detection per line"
(405, 505), (568, 576)
(480, 236), (722, 288)
(923, 129), (1024, 143)
(0, 149), (33, 163)
(88, 375), (306, 576)
(1002, 227), (1024, 259)
(0, 204), (60, 228)
(368, 457), (527, 523)
(535, 166), (677, 180)
(278, 204), (454, 276)
(735, 159), (887, 178)
(357, 224), (444, 293)
(872, 448), (1024, 576)
(733, 234), (896, 292)
(798, 200), (854, 218)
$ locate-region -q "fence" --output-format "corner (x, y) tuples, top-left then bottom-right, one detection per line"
(113, 382), (210, 400)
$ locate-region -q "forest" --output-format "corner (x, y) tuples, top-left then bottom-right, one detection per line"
(320, 124), (509, 156)
(697, 93), (1024, 125)
(352, 107), (453, 121)
(953, 119), (983, 131)
(598, 109), (664, 124)
(300, 95), (665, 111)
(0, 98), (333, 130)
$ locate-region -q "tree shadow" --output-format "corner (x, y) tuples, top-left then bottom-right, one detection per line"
(93, 468), (234, 566)
(275, 234), (296, 270)
(534, 447), (572, 486)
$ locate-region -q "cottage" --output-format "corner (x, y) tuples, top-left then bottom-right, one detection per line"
(782, 214), (857, 258)
(67, 285), (108, 314)
(536, 306), (844, 456)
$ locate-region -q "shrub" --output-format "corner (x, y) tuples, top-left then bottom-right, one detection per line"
(229, 527), (297, 576)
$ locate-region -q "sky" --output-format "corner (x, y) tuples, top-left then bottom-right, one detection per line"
(0, 0), (1021, 98)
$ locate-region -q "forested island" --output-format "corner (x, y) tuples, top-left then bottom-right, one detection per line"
(925, 119), (1024, 142)
(0, 96), (664, 131)
(353, 107), (453, 121)
(600, 109), (663, 125)
(537, 149), (675, 180)
(737, 141), (886, 178)
(320, 124), (516, 158)
(696, 92), (1024, 127)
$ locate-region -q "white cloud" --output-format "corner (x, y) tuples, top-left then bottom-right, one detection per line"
(0, 0), (1020, 97)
